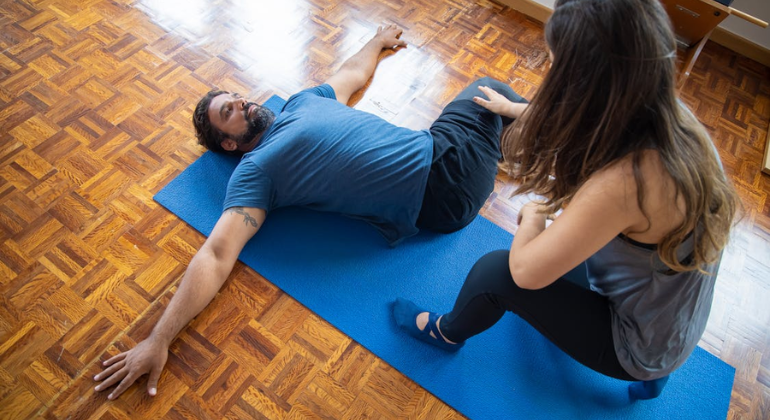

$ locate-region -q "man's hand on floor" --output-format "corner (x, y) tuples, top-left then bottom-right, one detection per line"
(93, 337), (169, 400)
(374, 24), (407, 50)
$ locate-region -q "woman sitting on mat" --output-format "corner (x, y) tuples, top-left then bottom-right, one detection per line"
(393, 0), (738, 397)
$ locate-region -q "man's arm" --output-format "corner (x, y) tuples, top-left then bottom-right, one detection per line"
(93, 206), (266, 400)
(325, 24), (406, 104)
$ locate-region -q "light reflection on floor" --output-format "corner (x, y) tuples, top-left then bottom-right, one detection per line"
(131, 0), (496, 125)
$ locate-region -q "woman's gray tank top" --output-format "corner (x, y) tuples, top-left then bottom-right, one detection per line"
(586, 233), (717, 380)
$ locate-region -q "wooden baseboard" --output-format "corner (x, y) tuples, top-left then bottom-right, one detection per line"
(710, 28), (770, 68)
(496, 0), (552, 23)
(762, 130), (770, 175)
(495, 0), (770, 68)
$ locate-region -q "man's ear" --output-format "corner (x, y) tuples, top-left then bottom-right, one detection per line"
(221, 138), (238, 151)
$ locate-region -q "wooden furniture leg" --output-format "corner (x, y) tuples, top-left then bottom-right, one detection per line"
(677, 28), (712, 90)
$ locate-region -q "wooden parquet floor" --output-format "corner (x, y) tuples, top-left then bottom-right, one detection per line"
(0, 0), (768, 419)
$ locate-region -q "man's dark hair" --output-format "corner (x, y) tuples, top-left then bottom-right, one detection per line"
(193, 89), (238, 155)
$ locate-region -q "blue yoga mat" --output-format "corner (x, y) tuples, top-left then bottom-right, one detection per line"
(155, 96), (734, 419)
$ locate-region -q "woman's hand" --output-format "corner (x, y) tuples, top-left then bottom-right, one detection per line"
(517, 201), (550, 225)
(473, 86), (528, 118)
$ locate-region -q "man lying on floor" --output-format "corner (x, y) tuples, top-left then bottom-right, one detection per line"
(93, 24), (528, 399)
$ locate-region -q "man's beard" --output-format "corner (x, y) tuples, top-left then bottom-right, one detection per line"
(231, 102), (275, 146)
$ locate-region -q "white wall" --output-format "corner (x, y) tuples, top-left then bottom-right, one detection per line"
(520, 0), (769, 49)
(720, 0), (770, 49)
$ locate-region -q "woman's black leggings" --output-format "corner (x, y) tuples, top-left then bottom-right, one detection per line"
(439, 250), (637, 381)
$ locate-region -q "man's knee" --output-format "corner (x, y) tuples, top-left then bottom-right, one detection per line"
(483, 78), (525, 104)
(454, 77), (511, 104)
(468, 76), (500, 93)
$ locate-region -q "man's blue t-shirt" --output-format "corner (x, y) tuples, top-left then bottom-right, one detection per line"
(223, 85), (433, 245)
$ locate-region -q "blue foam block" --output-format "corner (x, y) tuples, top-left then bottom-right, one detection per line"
(154, 95), (734, 419)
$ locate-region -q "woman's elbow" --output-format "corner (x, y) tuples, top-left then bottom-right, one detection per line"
(509, 263), (542, 290)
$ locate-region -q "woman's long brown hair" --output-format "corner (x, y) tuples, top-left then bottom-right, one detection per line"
(503, 0), (738, 272)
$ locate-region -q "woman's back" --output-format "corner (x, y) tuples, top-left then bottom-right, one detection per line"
(578, 148), (686, 246)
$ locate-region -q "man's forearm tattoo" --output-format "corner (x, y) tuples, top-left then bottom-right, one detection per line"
(226, 207), (259, 228)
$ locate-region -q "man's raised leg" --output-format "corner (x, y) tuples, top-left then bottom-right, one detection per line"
(418, 77), (525, 232)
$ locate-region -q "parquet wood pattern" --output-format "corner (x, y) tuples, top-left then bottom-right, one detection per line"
(0, 0), (768, 419)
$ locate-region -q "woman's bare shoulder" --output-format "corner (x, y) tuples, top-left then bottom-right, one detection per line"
(594, 149), (684, 241)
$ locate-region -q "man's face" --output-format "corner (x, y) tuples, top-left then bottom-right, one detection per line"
(207, 92), (274, 151)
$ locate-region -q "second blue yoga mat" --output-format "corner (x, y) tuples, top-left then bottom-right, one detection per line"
(154, 95), (734, 419)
